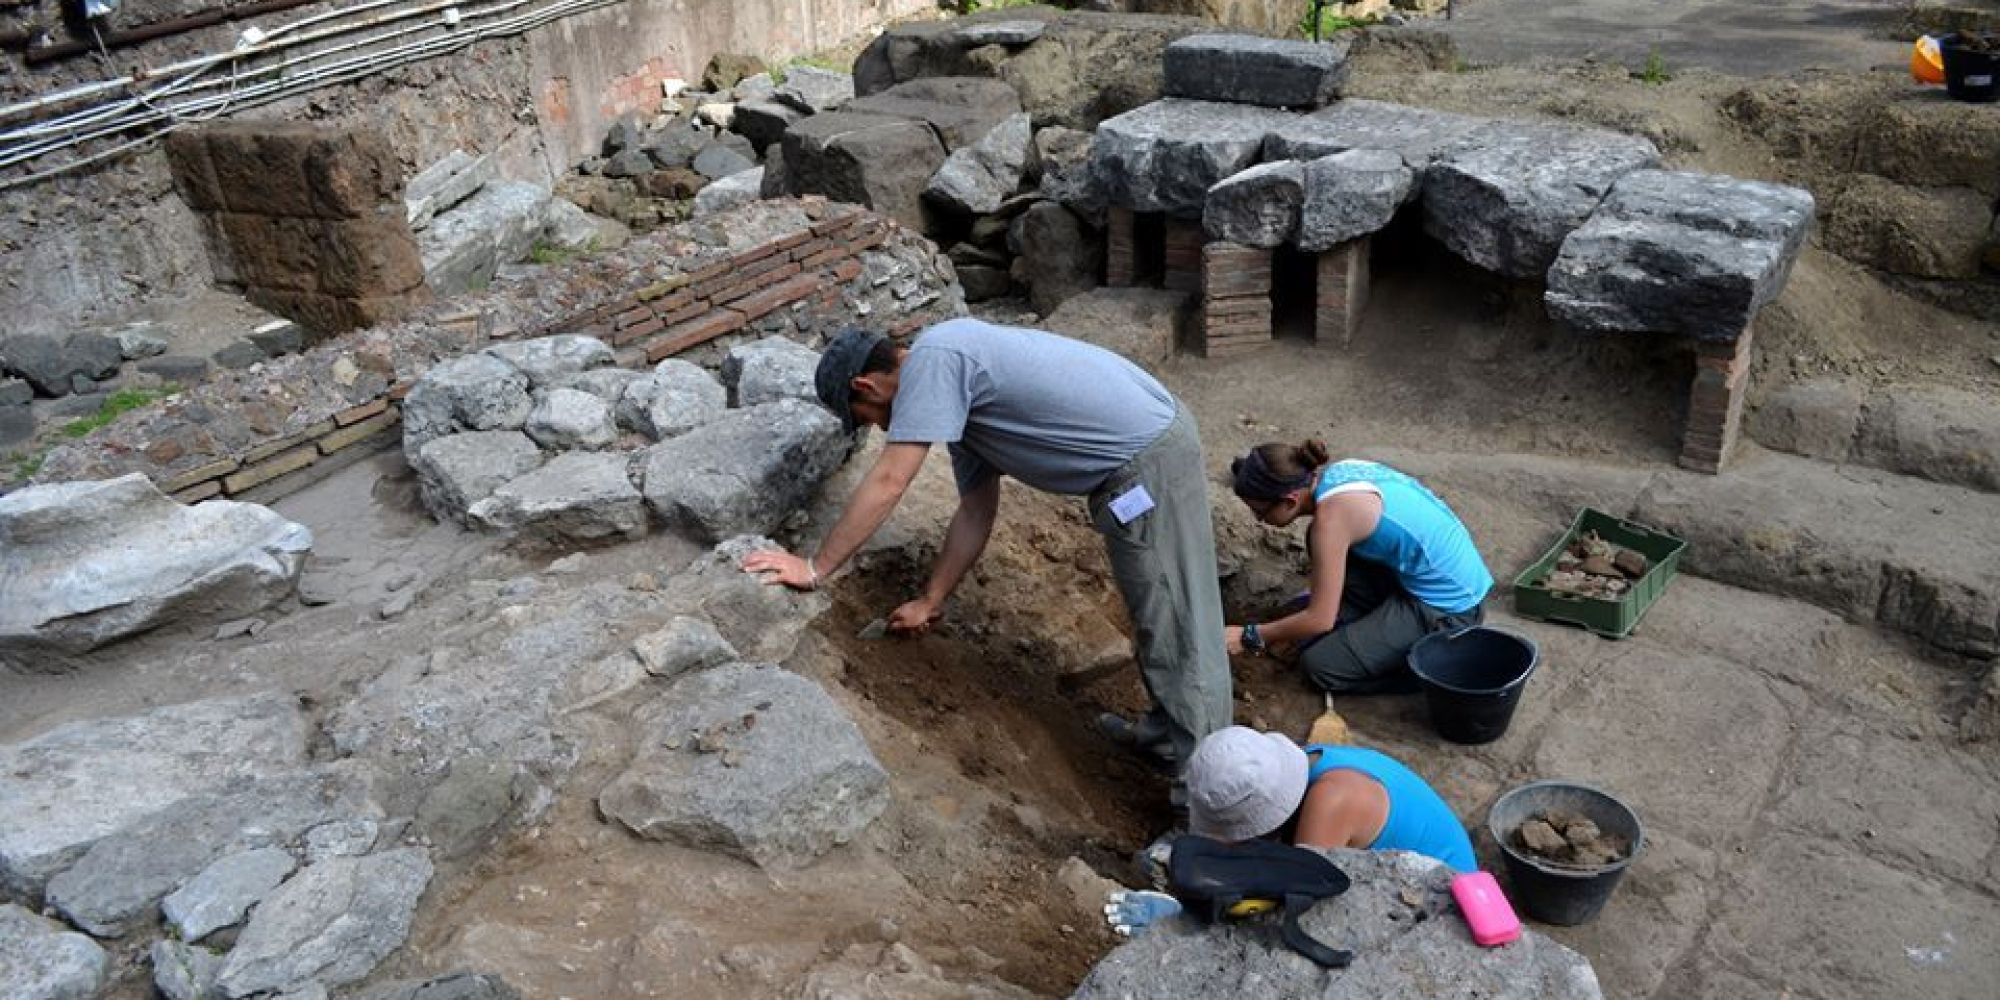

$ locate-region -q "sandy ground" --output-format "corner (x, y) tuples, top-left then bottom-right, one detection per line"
(1435, 0), (1909, 76)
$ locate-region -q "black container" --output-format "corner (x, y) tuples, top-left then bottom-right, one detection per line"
(1406, 625), (1538, 745)
(1487, 781), (1644, 926)
(1941, 33), (2000, 103)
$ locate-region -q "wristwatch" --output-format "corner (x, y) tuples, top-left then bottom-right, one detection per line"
(1241, 621), (1266, 653)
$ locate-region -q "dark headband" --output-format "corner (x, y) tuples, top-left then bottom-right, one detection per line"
(1230, 449), (1314, 503)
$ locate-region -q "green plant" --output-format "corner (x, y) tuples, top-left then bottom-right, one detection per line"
(960, 0), (1045, 14)
(1297, 2), (1372, 40)
(9, 448), (46, 482)
(59, 386), (175, 440)
(1637, 49), (1672, 85)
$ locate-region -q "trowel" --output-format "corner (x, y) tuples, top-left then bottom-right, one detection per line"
(856, 617), (890, 640)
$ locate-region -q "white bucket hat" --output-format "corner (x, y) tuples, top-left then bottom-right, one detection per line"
(1186, 726), (1311, 842)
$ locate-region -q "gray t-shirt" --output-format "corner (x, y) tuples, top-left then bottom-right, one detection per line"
(886, 317), (1177, 496)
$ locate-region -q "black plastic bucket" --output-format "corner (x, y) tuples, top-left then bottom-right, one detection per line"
(1488, 781), (1644, 926)
(1941, 33), (2000, 103)
(1406, 626), (1537, 745)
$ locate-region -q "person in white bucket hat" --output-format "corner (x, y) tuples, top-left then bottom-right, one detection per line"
(1107, 726), (1477, 936)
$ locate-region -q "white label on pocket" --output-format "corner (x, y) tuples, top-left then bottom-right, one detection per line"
(1969, 74), (1994, 86)
(1109, 485), (1156, 525)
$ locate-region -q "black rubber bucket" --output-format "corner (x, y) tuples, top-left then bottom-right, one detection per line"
(1487, 781), (1644, 926)
(1406, 626), (1537, 745)
(1941, 33), (2000, 103)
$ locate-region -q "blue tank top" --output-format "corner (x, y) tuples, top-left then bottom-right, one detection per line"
(1305, 744), (1476, 873)
(1314, 460), (1492, 614)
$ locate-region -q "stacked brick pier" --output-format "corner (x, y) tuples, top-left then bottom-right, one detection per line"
(1200, 243), (1274, 358)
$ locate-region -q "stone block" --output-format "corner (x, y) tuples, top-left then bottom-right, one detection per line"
(598, 663), (890, 869)
(161, 847), (298, 942)
(732, 100), (807, 155)
(692, 168), (767, 218)
(774, 66), (855, 114)
(0, 477), (311, 666)
(1163, 33), (1350, 109)
(1299, 148), (1415, 251)
(1546, 170), (1815, 341)
(722, 336), (821, 407)
(925, 112), (1036, 214)
(405, 149), (494, 230)
(1264, 98), (1488, 169)
(413, 430), (546, 525)
(1745, 378), (1865, 462)
(618, 359), (728, 441)
(484, 334), (615, 389)
(1202, 160), (1304, 248)
(1035, 125), (1103, 221)
(0, 904), (106, 1000)
(419, 181), (554, 296)
(0, 692), (307, 897)
(846, 76), (1023, 151)
(468, 451), (650, 544)
(400, 352), (534, 453)
(637, 399), (848, 543)
(1423, 121), (1660, 278)
(523, 387), (618, 450)
(781, 112), (947, 233)
(692, 142), (757, 181)
(301, 128), (405, 220)
(1090, 98), (1301, 218)
(0, 333), (123, 398)
(1010, 202), (1102, 316)
(214, 849), (433, 997)
(631, 615), (738, 679)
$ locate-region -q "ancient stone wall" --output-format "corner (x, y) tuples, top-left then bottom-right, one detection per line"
(0, 0), (932, 336)
(31, 199), (963, 502)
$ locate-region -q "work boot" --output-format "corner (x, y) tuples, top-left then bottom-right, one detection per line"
(1097, 711), (1179, 771)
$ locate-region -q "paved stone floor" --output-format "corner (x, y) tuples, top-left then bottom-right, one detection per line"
(1436, 0), (1909, 76)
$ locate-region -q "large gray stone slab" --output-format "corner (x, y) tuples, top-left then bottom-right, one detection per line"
(846, 77), (1023, 152)
(1202, 160), (1304, 248)
(152, 939), (224, 1000)
(549, 366), (642, 405)
(413, 430), (546, 526)
(214, 848), (434, 998)
(1299, 148), (1416, 251)
(617, 359), (727, 441)
(656, 536), (830, 665)
(406, 150), (495, 230)
(637, 399), (847, 543)
(523, 387), (618, 451)
(1546, 169), (1815, 341)
(0, 692), (308, 898)
(401, 352), (534, 453)
(0, 904), (106, 1000)
(1163, 33), (1349, 109)
(482, 335), (614, 389)
(731, 100), (806, 155)
(419, 182), (553, 297)
(1264, 98), (1489, 169)
(926, 113), (1036, 215)
(781, 112), (947, 232)
(468, 451), (649, 544)
(1422, 122), (1661, 278)
(721, 336), (821, 407)
(773, 66), (855, 114)
(1074, 849), (1601, 999)
(48, 770), (364, 938)
(598, 662), (890, 869)
(692, 142), (757, 182)
(1090, 98), (1302, 218)
(162, 846), (299, 942)
(643, 121), (711, 171)
(0, 475), (311, 666)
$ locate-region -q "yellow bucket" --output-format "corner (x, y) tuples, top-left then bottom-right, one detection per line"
(1913, 35), (1947, 85)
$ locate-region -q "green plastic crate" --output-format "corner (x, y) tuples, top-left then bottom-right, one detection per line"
(1511, 508), (1687, 640)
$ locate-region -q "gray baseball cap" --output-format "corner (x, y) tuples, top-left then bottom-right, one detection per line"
(814, 328), (887, 432)
(1186, 726), (1311, 842)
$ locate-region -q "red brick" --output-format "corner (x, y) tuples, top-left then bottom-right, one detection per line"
(846, 228), (889, 254)
(832, 258), (863, 282)
(811, 212), (865, 237)
(335, 398), (389, 427)
(317, 409), (399, 454)
(799, 243), (851, 269)
(612, 315), (665, 345)
(1107, 207), (1137, 288)
(172, 480), (224, 504)
(732, 273), (821, 322)
(634, 276), (690, 302)
(660, 298), (711, 325)
(646, 308), (748, 361)
(715, 263), (804, 306)
(614, 305), (654, 329)
(388, 381), (414, 401)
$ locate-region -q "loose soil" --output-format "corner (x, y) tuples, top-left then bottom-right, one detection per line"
(1514, 810), (1633, 869)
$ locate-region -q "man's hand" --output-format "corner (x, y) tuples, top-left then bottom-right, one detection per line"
(741, 549), (817, 591)
(1224, 625), (1245, 655)
(887, 596), (942, 635)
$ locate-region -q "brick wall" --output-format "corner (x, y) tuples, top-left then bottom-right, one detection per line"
(164, 123), (430, 337)
(1199, 241), (1273, 358)
(32, 199), (964, 503)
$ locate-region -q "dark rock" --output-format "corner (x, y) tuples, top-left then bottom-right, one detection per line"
(645, 122), (712, 170)
(638, 168), (708, 200)
(693, 142), (758, 180)
(601, 149), (656, 178)
(1203, 160), (1305, 248)
(692, 168), (766, 218)
(0, 377), (30, 407)
(846, 77), (1023, 151)
(1036, 125), (1102, 221)
(1, 333), (123, 398)
(1264, 98), (1487, 172)
(926, 113), (1037, 214)
(958, 264), (1014, 302)
(0, 406), (30, 448)
(1010, 202), (1102, 316)
(602, 112), (647, 156)
(954, 19), (1047, 48)
(1546, 169), (1816, 341)
(137, 354), (212, 384)
(732, 100), (807, 155)
(781, 112), (948, 232)
(1163, 33), (1351, 109)
(247, 321), (304, 357)
(211, 339), (269, 370)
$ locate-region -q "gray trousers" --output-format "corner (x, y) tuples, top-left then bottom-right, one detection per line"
(1087, 405), (1233, 769)
(1298, 556), (1484, 694)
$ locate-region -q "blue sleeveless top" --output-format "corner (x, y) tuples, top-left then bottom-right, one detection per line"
(1314, 460), (1492, 615)
(1306, 744), (1476, 872)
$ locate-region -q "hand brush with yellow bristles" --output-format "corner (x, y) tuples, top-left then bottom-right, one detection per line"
(1306, 693), (1353, 746)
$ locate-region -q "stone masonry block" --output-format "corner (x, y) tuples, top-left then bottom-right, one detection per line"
(1163, 33), (1351, 110)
